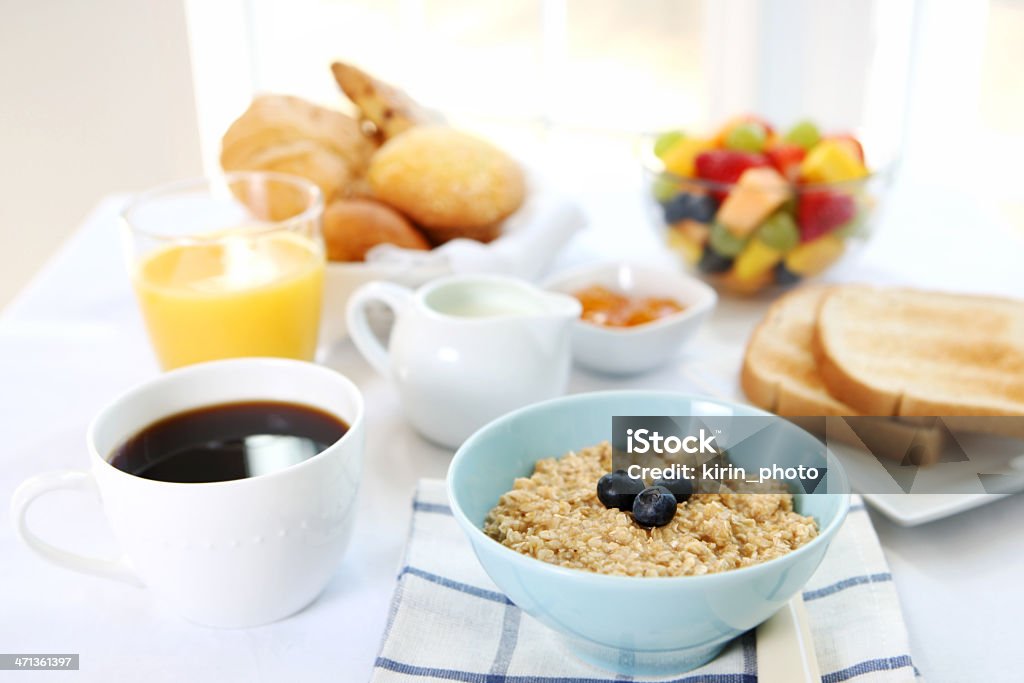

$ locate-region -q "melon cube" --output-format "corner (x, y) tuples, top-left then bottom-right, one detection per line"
(715, 167), (791, 237)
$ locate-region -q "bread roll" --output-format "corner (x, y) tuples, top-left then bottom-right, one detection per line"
(322, 198), (429, 262)
(367, 125), (524, 243)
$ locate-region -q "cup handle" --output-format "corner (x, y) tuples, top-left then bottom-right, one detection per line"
(11, 470), (142, 586)
(346, 281), (414, 377)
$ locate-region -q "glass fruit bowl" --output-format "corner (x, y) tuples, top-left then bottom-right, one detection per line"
(643, 117), (892, 295)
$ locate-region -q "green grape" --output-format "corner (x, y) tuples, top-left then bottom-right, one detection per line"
(784, 120), (821, 150)
(654, 130), (686, 158)
(651, 173), (679, 203)
(708, 222), (748, 257)
(757, 212), (800, 251)
(724, 122), (766, 153)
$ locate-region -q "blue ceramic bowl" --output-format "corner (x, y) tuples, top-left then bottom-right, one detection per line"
(447, 391), (850, 676)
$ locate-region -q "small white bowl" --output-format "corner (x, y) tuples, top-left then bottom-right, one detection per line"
(544, 261), (717, 375)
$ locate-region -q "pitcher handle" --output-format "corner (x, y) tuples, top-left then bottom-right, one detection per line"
(346, 281), (414, 377)
(11, 470), (142, 586)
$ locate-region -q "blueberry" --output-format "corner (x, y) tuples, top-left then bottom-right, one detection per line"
(698, 249), (733, 274)
(661, 195), (687, 223)
(654, 477), (693, 504)
(773, 262), (802, 286)
(597, 469), (645, 511)
(632, 486), (678, 528)
(688, 195), (717, 223)
(662, 192), (716, 224)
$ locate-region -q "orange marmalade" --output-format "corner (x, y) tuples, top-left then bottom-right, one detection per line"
(572, 284), (685, 328)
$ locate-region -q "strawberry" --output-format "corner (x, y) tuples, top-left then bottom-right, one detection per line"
(765, 144), (806, 182)
(696, 150), (769, 201)
(695, 150), (769, 184)
(696, 150), (770, 201)
(797, 190), (857, 241)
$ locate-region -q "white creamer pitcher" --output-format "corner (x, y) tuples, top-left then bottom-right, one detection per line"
(346, 274), (581, 448)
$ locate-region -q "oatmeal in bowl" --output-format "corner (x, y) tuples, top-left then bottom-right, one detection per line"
(484, 442), (818, 577)
(447, 391), (849, 677)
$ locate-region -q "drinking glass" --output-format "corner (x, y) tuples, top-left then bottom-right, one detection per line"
(121, 172), (325, 370)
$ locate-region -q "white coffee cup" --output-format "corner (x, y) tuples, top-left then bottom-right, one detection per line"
(10, 358), (365, 628)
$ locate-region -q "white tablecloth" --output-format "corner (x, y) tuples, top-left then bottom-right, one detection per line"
(1, 172), (1023, 682)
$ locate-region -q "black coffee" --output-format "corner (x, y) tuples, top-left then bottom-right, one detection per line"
(109, 401), (348, 483)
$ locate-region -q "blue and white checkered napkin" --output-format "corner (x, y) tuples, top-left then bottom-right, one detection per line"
(372, 480), (920, 682)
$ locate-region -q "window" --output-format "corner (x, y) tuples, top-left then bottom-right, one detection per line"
(185, 0), (1022, 231)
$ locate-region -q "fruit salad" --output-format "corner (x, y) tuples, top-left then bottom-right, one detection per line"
(649, 116), (879, 294)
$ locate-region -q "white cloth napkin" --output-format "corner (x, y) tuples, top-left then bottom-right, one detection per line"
(365, 172), (585, 280)
(371, 480), (921, 683)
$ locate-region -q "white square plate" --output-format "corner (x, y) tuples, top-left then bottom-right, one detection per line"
(680, 358), (1024, 526)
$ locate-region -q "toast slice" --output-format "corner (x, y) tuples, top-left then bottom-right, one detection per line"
(815, 286), (1024, 417)
(742, 286), (856, 416)
(743, 285), (947, 464)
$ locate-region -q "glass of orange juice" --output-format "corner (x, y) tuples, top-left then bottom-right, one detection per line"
(121, 172), (325, 370)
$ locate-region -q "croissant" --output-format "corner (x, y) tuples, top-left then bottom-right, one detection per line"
(330, 62), (436, 141)
(221, 95), (376, 210)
